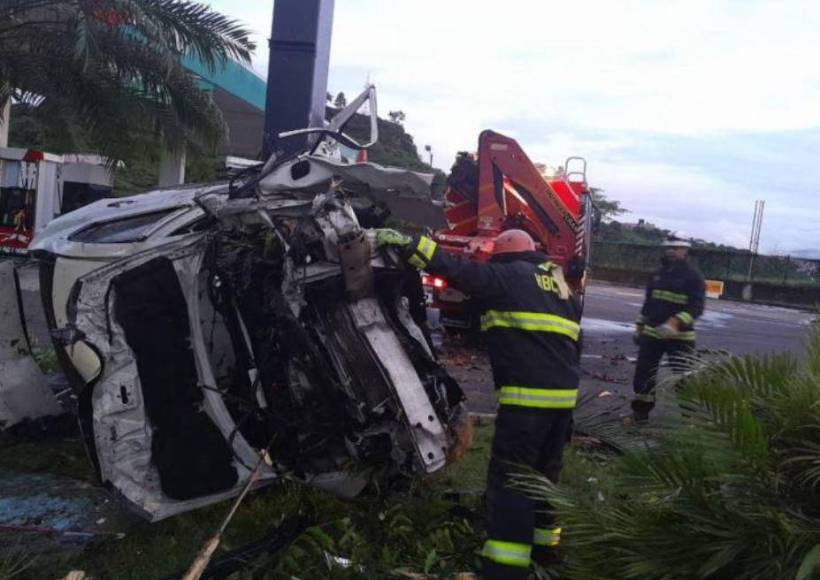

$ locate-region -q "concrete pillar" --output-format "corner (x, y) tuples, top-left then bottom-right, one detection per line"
(0, 261), (63, 430)
(0, 99), (9, 148)
(158, 147), (186, 187)
(263, 0), (335, 158)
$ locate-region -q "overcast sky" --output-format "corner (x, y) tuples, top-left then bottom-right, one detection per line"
(210, 0), (820, 256)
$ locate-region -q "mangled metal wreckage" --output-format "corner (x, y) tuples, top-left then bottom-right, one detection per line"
(30, 87), (465, 521)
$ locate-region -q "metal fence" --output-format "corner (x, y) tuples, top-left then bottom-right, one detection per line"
(591, 242), (820, 288)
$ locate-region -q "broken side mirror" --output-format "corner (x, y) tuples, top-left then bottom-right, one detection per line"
(66, 341), (102, 384)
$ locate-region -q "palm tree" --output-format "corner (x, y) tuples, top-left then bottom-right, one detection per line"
(517, 331), (820, 580)
(0, 0), (255, 159)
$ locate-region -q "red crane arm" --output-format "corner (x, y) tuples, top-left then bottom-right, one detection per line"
(475, 130), (580, 260)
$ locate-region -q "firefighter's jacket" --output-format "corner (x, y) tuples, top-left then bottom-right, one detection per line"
(408, 236), (581, 410)
(637, 258), (705, 341)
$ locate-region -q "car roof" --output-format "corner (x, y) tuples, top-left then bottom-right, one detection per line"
(30, 182), (229, 251)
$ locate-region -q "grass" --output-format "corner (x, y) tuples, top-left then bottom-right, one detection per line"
(0, 437), (94, 484)
(30, 345), (60, 375)
(1, 421), (492, 579)
(2, 418), (609, 579)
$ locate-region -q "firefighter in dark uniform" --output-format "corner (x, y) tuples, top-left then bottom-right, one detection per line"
(632, 239), (705, 423)
(376, 228), (581, 579)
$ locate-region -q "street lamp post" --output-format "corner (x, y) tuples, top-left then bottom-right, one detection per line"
(424, 144), (433, 167)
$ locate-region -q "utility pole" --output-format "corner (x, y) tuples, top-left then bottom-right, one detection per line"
(424, 144), (433, 167)
(747, 199), (765, 280)
(262, 0), (335, 159)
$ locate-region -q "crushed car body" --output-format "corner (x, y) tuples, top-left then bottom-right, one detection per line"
(29, 87), (465, 521)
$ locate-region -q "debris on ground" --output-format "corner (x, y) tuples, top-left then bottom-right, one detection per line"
(0, 470), (134, 554)
(582, 369), (628, 385)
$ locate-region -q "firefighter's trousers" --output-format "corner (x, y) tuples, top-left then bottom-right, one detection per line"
(632, 336), (695, 415)
(482, 406), (572, 580)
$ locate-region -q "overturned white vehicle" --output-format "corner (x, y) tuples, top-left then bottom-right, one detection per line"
(30, 88), (465, 521)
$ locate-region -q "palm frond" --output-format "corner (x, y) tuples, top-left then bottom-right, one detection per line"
(0, 0), (253, 158)
(679, 380), (769, 465)
(796, 544), (820, 580)
(131, 0), (256, 68)
(513, 326), (820, 579)
(689, 351), (799, 400)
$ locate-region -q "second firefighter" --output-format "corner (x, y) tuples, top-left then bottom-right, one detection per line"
(632, 239), (705, 423)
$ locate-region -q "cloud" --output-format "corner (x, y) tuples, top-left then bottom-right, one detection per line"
(209, 0), (820, 254)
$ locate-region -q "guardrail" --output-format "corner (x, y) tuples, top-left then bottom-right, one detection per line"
(591, 241), (820, 310)
(591, 242), (820, 288)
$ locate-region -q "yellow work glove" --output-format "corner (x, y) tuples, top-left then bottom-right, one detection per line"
(374, 228), (412, 249)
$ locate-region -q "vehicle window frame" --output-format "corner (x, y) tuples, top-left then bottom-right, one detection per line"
(67, 206), (193, 244)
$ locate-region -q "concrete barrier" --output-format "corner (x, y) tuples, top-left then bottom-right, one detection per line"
(705, 280), (724, 299)
(0, 260), (63, 429)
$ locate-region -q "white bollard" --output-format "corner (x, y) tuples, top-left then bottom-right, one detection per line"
(0, 260), (63, 429)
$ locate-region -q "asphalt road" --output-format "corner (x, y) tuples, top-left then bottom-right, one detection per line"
(582, 281), (814, 357)
(444, 281), (816, 415)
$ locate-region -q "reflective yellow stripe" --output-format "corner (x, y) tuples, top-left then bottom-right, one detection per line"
(641, 326), (695, 341)
(498, 386), (578, 409)
(652, 289), (688, 305)
(417, 236), (437, 261)
(633, 392), (655, 402)
(482, 539), (531, 567)
(676, 311), (693, 325)
(642, 326), (660, 338)
(408, 236), (437, 269)
(480, 310), (580, 341)
(534, 527), (562, 547)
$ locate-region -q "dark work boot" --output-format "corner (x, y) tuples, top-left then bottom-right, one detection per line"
(631, 410), (650, 425)
(482, 560), (530, 580)
(532, 545), (562, 568)
(623, 410), (650, 426)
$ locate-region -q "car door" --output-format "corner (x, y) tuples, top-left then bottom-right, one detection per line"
(66, 235), (278, 521)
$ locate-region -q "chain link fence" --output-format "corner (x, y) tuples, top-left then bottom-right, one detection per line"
(591, 242), (820, 288)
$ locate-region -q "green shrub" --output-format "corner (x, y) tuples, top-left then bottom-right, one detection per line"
(518, 331), (820, 580)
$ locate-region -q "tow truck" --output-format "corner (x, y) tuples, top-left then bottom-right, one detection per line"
(426, 130), (598, 329)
